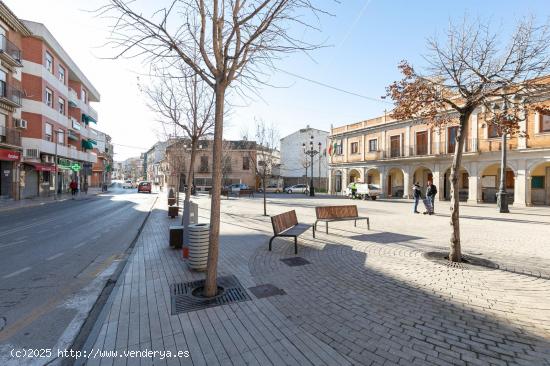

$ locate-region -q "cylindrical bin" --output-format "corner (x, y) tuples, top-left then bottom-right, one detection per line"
(188, 223), (210, 271)
(168, 197), (176, 206)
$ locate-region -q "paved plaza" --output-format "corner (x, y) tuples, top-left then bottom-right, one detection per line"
(85, 194), (550, 366)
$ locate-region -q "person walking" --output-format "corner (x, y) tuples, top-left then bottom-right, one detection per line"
(424, 181), (438, 215)
(69, 180), (78, 199)
(412, 182), (422, 213)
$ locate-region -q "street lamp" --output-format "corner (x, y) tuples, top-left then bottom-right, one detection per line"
(302, 135), (321, 197)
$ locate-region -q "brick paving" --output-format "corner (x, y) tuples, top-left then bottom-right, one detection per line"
(85, 194), (550, 365)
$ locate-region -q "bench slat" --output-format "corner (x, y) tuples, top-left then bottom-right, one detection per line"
(315, 205), (359, 220)
(271, 210), (298, 235)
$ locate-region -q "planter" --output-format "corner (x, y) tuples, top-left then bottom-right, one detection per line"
(188, 223), (210, 271)
(168, 197), (176, 206)
(169, 225), (184, 249)
(168, 205), (179, 218)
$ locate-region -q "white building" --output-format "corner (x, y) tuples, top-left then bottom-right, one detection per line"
(280, 126), (329, 189)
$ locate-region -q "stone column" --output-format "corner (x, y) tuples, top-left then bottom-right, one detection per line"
(327, 168), (333, 194)
(433, 167), (444, 202)
(513, 169), (528, 207)
(341, 168), (349, 195)
(518, 108), (527, 149)
(379, 166), (386, 198)
(403, 166), (411, 199)
(467, 176), (481, 205)
(405, 126), (411, 157)
(470, 114), (478, 152)
(435, 128), (441, 155)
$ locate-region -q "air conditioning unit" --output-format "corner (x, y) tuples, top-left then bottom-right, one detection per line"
(25, 148), (40, 159)
(14, 119), (28, 129)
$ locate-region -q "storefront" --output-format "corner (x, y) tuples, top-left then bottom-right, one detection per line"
(25, 163), (57, 197)
(0, 149), (20, 200)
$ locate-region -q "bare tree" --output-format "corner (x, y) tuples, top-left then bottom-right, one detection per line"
(141, 65), (214, 246)
(99, 0), (327, 296)
(386, 17), (550, 262)
(243, 120), (280, 216)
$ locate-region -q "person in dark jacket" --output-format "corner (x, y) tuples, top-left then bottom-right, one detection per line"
(425, 181), (437, 214)
(412, 182), (422, 213)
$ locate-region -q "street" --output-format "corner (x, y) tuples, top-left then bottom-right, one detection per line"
(0, 185), (156, 362)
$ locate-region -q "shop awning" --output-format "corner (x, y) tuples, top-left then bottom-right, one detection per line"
(82, 113), (97, 124)
(81, 139), (94, 150)
(0, 149), (21, 161)
(26, 162), (56, 172)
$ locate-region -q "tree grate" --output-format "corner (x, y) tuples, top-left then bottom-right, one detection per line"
(280, 257), (310, 267)
(248, 284), (286, 299)
(170, 275), (251, 315)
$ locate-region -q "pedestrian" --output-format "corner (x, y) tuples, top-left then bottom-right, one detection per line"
(351, 181), (357, 199)
(69, 180), (78, 198)
(82, 181), (88, 194)
(424, 181), (438, 215)
(412, 182), (421, 213)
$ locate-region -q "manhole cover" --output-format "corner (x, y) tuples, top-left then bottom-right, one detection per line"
(170, 275), (251, 315)
(280, 257), (310, 267)
(423, 251), (498, 271)
(248, 284), (286, 299)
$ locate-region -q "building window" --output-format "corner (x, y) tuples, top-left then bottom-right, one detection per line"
(242, 156), (250, 170)
(416, 131), (428, 155)
(390, 135), (401, 157)
(46, 52), (53, 73)
(447, 126), (458, 153)
(336, 142), (343, 155)
(45, 88), (53, 107)
(350, 142), (359, 154)
(541, 114), (550, 132)
(368, 139), (377, 152)
(58, 66), (65, 84)
(45, 123), (53, 141)
(57, 130), (64, 145)
(58, 97), (65, 115)
(488, 124), (500, 138)
(199, 156), (209, 172)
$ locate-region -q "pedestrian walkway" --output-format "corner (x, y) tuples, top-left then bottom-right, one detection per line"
(0, 188), (103, 212)
(85, 195), (550, 365)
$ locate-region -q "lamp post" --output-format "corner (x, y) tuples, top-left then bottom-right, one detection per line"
(493, 100), (511, 214)
(302, 135), (321, 197)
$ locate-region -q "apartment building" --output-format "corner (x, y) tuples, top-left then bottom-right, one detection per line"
(328, 94), (550, 207)
(161, 139), (277, 192)
(279, 126), (328, 188)
(90, 128), (113, 188)
(19, 20), (100, 198)
(0, 3), (31, 200)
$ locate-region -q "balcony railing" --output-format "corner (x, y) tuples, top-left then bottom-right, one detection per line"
(0, 80), (22, 106)
(0, 126), (21, 146)
(0, 35), (22, 64)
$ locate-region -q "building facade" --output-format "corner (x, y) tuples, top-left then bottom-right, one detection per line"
(0, 3), (31, 201)
(328, 101), (550, 207)
(121, 156), (143, 181)
(19, 20), (100, 198)
(280, 126), (328, 190)
(90, 128), (113, 188)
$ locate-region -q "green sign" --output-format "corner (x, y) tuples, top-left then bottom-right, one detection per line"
(58, 159), (82, 172)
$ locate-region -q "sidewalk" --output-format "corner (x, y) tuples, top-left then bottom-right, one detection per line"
(0, 188), (103, 212)
(84, 195), (550, 366)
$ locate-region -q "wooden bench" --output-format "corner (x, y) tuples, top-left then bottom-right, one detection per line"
(238, 189), (254, 198)
(314, 205), (370, 234)
(270, 210), (314, 254)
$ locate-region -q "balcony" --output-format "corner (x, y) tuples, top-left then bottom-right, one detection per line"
(0, 80), (22, 107)
(88, 105), (98, 122)
(68, 88), (79, 107)
(0, 35), (22, 67)
(0, 126), (21, 146)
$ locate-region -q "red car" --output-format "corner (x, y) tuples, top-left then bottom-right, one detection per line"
(137, 181), (152, 193)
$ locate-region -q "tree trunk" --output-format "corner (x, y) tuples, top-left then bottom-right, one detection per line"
(204, 84), (226, 297)
(263, 176), (267, 216)
(449, 112), (470, 262)
(182, 141), (197, 246)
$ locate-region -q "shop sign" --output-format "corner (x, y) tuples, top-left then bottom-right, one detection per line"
(0, 149), (21, 161)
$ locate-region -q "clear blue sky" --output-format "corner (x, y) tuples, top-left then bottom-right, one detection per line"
(6, 0), (550, 159)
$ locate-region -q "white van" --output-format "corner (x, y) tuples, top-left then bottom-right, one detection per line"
(345, 183), (381, 200)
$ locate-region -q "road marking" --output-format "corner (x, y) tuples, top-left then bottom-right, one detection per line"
(46, 253), (64, 261)
(73, 242), (86, 248)
(3, 267), (31, 279)
(0, 239), (26, 249)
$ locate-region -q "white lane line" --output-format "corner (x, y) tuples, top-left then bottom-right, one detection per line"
(3, 267), (31, 279)
(0, 239), (26, 249)
(73, 242), (86, 248)
(46, 252), (64, 261)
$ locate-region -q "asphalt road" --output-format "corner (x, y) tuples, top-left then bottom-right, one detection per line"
(0, 185), (156, 364)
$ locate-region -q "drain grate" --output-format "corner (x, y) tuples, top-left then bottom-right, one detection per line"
(170, 275), (251, 315)
(280, 257), (310, 267)
(248, 284), (286, 299)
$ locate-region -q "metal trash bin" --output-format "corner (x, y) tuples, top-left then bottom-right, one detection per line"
(188, 223), (209, 271)
(169, 225), (184, 249)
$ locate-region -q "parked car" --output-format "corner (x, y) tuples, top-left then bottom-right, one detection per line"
(258, 184), (282, 193)
(226, 183), (249, 192)
(345, 183), (381, 200)
(285, 184), (308, 194)
(122, 180), (134, 189)
(137, 181), (152, 193)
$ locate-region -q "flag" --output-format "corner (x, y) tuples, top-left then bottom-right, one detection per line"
(327, 143), (333, 156)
